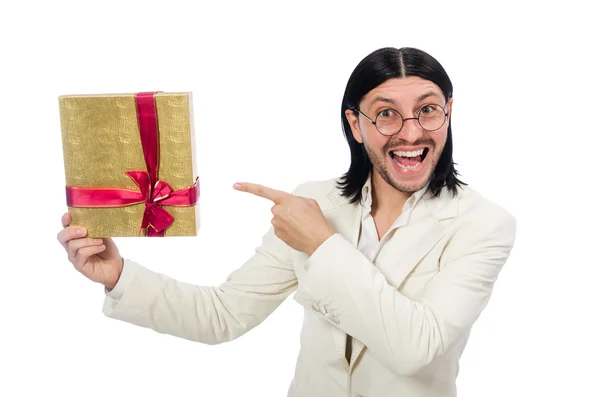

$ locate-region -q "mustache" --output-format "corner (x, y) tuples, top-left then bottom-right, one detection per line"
(382, 139), (436, 152)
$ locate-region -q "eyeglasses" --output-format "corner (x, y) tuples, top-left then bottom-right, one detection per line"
(351, 103), (449, 136)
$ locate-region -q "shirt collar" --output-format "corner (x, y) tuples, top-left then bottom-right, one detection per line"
(361, 172), (429, 218)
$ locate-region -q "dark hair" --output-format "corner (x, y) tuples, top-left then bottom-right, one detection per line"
(337, 47), (466, 204)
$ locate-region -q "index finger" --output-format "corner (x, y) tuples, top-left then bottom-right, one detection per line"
(57, 223), (87, 250)
(233, 182), (290, 203)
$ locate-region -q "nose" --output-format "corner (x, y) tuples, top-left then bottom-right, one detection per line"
(398, 117), (425, 142)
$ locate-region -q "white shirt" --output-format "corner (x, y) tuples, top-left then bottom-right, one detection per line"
(356, 174), (429, 263)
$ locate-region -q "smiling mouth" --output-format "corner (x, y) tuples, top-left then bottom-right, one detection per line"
(389, 148), (429, 170)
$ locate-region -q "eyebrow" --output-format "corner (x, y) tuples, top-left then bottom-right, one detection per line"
(416, 91), (444, 103)
(370, 91), (444, 107)
(370, 96), (396, 106)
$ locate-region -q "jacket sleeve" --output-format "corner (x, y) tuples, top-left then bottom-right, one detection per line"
(300, 211), (517, 376)
(101, 208), (299, 346)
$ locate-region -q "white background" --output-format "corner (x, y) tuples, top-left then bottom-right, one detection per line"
(1, 1), (598, 396)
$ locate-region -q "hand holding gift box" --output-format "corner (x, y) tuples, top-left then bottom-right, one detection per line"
(59, 92), (200, 237)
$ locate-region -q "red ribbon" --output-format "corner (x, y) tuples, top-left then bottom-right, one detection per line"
(66, 92), (200, 236)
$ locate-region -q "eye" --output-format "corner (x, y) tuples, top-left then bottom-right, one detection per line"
(420, 105), (435, 114)
(378, 109), (397, 118)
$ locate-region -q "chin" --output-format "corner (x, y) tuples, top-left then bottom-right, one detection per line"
(385, 149), (434, 192)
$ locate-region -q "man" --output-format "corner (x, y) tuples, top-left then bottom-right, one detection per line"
(57, 47), (516, 397)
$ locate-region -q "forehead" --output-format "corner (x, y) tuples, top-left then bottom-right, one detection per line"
(362, 76), (445, 107)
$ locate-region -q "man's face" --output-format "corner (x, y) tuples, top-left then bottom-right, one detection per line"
(345, 76), (453, 194)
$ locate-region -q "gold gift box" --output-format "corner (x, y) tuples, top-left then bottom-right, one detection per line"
(59, 92), (200, 237)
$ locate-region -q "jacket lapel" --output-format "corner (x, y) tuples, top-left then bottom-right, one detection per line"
(377, 215), (445, 289)
(323, 189), (363, 371)
(346, 216), (445, 369)
(346, 187), (460, 369)
(378, 186), (459, 289)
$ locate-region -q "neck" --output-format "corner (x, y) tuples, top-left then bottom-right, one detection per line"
(370, 172), (412, 220)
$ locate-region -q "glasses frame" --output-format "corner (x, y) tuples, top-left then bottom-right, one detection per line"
(351, 103), (449, 136)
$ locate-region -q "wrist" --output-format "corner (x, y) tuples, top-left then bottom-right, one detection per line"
(105, 257), (124, 291)
(307, 230), (334, 256)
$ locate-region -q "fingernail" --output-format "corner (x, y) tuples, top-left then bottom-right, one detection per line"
(233, 183), (241, 189)
(77, 228), (86, 236)
(94, 239), (102, 244)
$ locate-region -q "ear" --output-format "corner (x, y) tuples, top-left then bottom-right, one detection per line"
(447, 97), (453, 117)
(344, 109), (364, 144)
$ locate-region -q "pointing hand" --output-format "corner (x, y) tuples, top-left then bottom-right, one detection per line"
(234, 182), (334, 256)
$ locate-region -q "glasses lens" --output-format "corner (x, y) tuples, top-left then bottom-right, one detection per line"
(418, 105), (446, 131)
(376, 109), (403, 135)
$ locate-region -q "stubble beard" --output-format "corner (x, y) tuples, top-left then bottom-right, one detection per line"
(364, 140), (440, 194)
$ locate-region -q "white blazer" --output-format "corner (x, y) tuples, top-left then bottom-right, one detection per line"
(102, 177), (517, 397)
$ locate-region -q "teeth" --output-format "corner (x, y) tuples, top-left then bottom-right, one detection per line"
(392, 148), (424, 158)
(393, 156), (422, 170)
